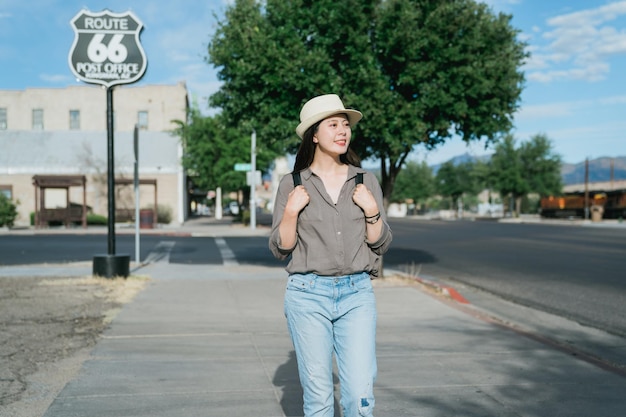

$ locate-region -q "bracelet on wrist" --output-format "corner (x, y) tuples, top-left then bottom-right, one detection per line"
(365, 212), (381, 224)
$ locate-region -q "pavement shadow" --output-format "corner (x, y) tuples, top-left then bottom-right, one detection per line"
(273, 351), (304, 416)
(383, 246), (438, 272)
(273, 350), (341, 417)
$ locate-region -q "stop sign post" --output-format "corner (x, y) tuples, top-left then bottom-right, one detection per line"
(69, 10), (147, 278)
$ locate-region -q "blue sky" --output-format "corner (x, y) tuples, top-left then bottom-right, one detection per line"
(1, 0), (625, 165)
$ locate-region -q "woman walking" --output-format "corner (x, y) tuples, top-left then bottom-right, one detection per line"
(269, 94), (392, 417)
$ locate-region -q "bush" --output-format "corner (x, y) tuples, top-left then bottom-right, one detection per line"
(0, 194), (18, 227)
(156, 205), (172, 224)
(241, 209), (250, 225)
(29, 212), (108, 226)
(87, 213), (108, 225)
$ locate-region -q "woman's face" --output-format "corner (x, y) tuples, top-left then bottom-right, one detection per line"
(313, 113), (351, 156)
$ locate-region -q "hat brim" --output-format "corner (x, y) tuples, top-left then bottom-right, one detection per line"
(296, 109), (362, 139)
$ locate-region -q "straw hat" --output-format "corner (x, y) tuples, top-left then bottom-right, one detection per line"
(295, 94), (362, 139)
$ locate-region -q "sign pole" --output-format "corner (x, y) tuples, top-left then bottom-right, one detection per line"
(250, 130), (256, 230)
(106, 86), (116, 255)
(69, 9), (147, 278)
(134, 124), (140, 264)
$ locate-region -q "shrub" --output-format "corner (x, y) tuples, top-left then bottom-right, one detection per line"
(0, 194), (18, 227)
(87, 213), (108, 225)
(156, 205), (172, 224)
(241, 209), (250, 225)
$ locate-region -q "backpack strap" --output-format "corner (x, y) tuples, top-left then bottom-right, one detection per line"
(356, 172), (364, 185)
(292, 171), (302, 187)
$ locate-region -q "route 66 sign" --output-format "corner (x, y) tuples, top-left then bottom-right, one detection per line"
(69, 9), (147, 87)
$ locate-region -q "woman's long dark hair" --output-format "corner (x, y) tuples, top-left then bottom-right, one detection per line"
(293, 117), (361, 172)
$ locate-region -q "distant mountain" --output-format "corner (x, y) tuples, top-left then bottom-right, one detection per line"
(431, 153), (626, 186)
(430, 152), (491, 174)
(561, 157), (626, 185)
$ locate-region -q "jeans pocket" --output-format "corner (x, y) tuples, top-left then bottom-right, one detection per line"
(351, 273), (373, 292)
(286, 274), (315, 292)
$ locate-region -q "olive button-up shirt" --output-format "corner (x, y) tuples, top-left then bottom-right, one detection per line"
(269, 166), (392, 277)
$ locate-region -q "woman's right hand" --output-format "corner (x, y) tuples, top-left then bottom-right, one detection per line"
(285, 185), (310, 216)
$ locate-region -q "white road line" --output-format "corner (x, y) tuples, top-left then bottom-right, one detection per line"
(144, 241), (176, 264)
(215, 237), (239, 266)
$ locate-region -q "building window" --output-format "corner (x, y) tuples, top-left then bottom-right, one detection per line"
(0, 185), (12, 199)
(137, 111), (148, 130)
(69, 110), (80, 130)
(0, 108), (6, 130)
(32, 108), (44, 130)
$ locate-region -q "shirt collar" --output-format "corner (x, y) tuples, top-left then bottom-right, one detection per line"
(301, 165), (366, 182)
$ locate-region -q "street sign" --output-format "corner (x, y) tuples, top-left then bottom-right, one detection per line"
(246, 170), (262, 186)
(234, 163), (252, 171)
(68, 9), (147, 87)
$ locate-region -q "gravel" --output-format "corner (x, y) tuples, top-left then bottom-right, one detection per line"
(0, 274), (148, 417)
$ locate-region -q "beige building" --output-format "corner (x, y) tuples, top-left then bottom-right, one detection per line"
(0, 83), (189, 227)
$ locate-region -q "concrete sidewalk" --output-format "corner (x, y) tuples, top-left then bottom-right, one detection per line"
(3, 217), (625, 416)
(38, 260), (626, 417)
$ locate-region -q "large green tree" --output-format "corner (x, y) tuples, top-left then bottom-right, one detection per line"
(208, 0), (527, 205)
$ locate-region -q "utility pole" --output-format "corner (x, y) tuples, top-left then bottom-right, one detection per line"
(250, 130), (257, 230)
(134, 124), (140, 264)
(585, 158), (589, 220)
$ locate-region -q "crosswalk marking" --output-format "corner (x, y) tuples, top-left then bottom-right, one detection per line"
(144, 241), (176, 264)
(215, 237), (239, 266)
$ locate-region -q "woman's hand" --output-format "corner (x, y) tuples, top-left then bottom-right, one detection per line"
(285, 185), (310, 216)
(352, 184), (378, 217)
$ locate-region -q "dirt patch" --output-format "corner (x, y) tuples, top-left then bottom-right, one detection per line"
(0, 275), (148, 417)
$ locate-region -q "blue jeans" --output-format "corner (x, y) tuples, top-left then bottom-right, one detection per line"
(284, 272), (377, 417)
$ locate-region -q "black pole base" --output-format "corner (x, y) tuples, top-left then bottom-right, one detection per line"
(93, 254), (130, 279)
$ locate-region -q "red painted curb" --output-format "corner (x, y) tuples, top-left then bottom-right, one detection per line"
(441, 285), (470, 304)
(410, 275), (470, 304)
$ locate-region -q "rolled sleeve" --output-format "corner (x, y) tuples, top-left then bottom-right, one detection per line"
(268, 175), (296, 260)
(367, 220), (392, 255)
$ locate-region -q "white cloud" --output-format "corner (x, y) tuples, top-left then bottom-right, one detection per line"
(39, 73), (73, 84)
(516, 94), (626, 121)
(527, 1), (626, 83)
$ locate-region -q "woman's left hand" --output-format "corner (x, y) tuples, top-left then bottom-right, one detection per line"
(352, 184), (379, 217)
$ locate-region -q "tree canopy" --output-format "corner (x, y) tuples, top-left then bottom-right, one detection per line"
(390, 160), (435, 204)
(436, 160), (482, 209)
(173, 108), (275, 193)
(207, 0), (528, 204)
(489, 133), (562, 215)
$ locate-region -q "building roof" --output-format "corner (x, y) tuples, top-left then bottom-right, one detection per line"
(0, 130), (181, 176)
(563, 180), (626, 193)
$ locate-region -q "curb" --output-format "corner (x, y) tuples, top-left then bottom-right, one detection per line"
(385, 269), (470, 304)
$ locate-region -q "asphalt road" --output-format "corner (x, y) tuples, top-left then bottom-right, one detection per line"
(1, 219), (625, 338)
(386, 218), (626, 338)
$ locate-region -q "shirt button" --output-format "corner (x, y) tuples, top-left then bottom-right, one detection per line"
(337, 231), (341, 235)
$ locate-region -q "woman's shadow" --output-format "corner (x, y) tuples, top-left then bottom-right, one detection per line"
(273, 350), (341, 417)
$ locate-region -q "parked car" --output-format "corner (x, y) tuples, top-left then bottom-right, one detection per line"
(224, 201), (240, 216)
